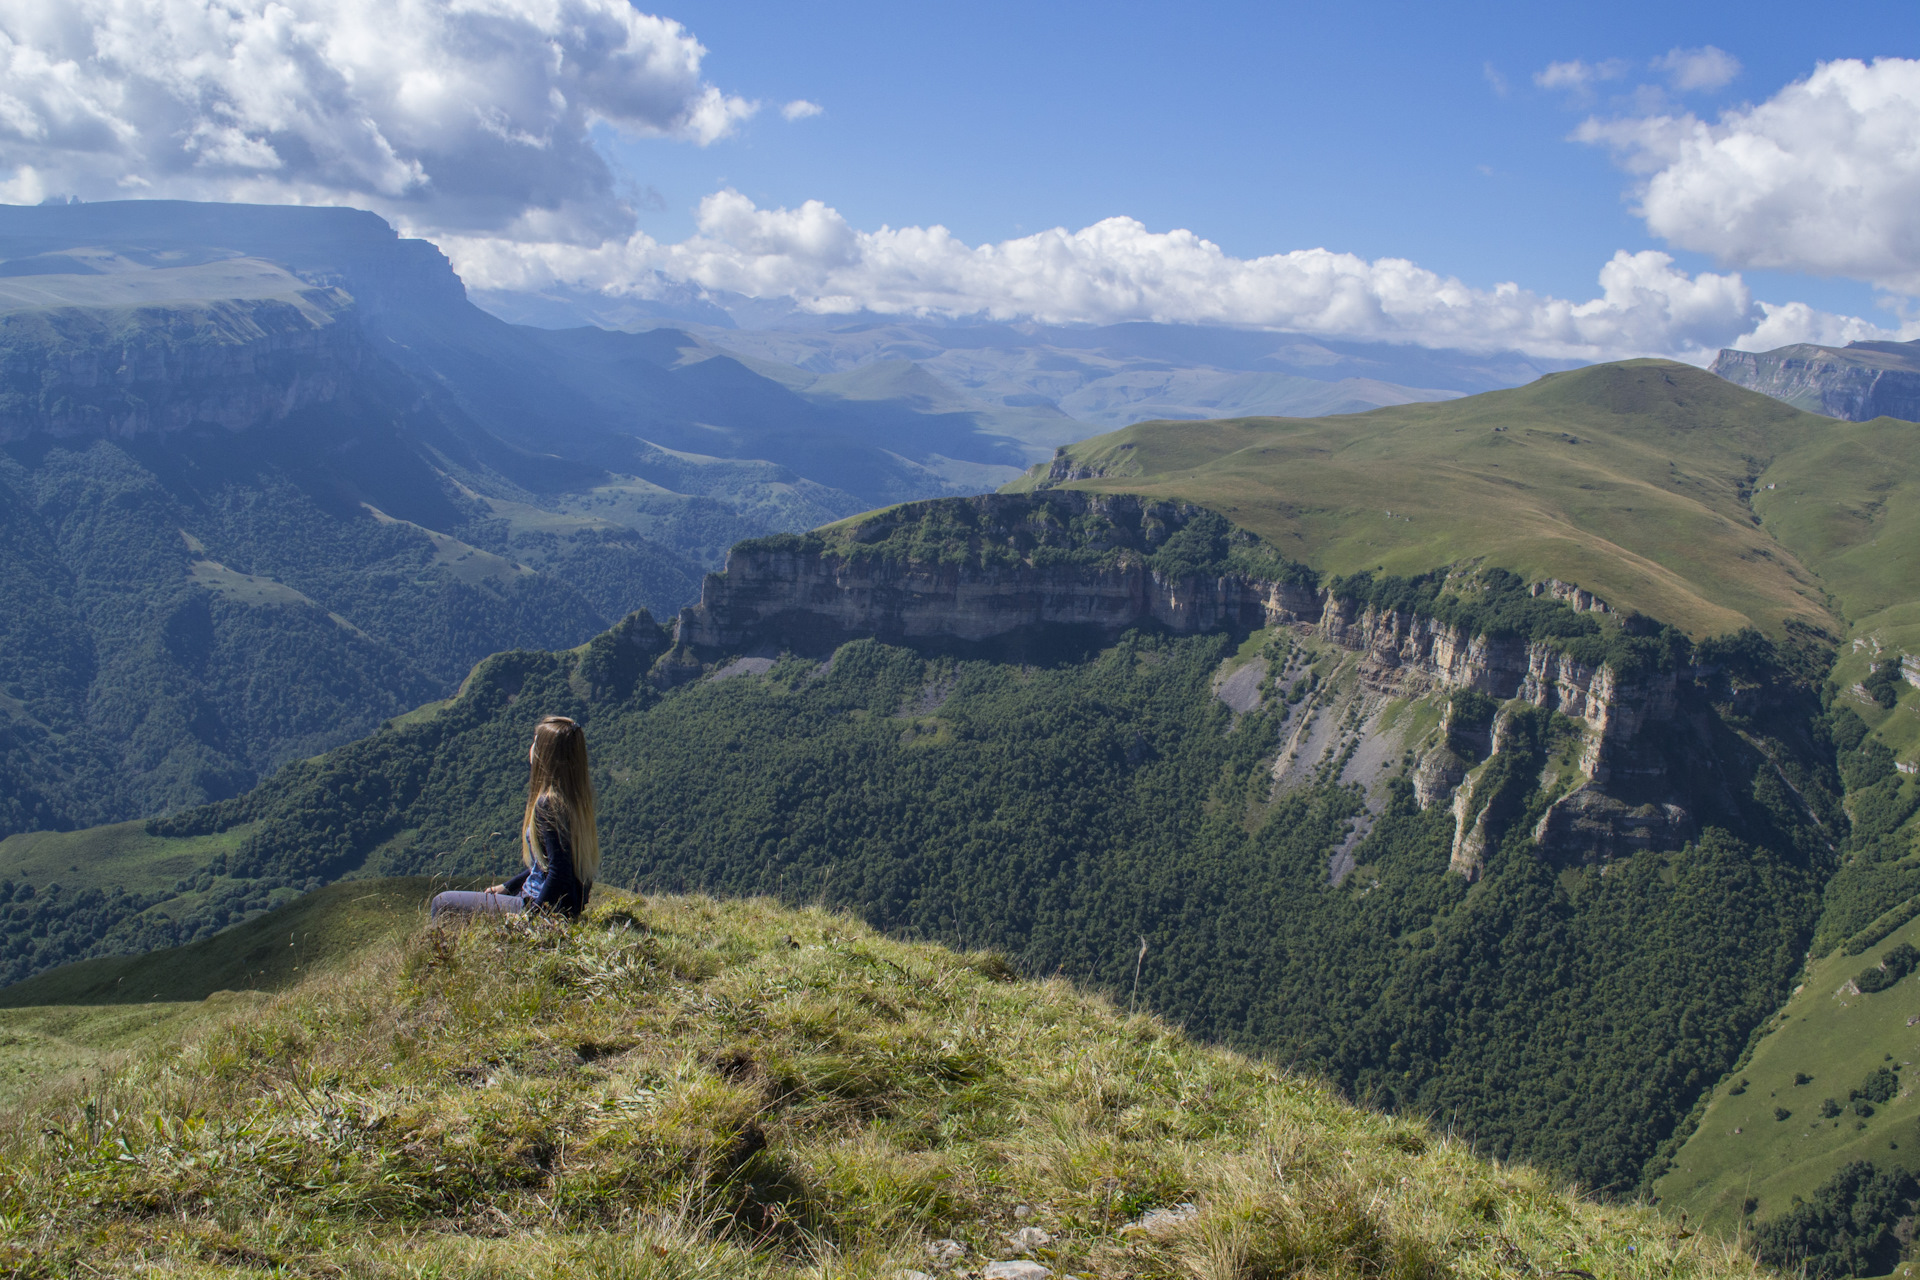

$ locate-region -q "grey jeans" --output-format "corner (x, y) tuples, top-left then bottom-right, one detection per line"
(429, 890), (526, 919)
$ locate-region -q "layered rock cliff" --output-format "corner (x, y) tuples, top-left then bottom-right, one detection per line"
(675, 491), (1318, 653)
(0, 281), (363, 441)
(1712, 339), (1920, 422)
(672, 491), (1732, 869)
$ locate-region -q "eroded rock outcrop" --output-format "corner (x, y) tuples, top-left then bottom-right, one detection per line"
(676, 491), (1319, 653)
(0, 288), (363, 441)
(674, 491), (1723, 867)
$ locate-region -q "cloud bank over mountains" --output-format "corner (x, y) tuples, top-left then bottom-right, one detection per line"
(0, 1), (1914, 362)
(0, 0), (754, 239)
(448, 191), (1833, 363)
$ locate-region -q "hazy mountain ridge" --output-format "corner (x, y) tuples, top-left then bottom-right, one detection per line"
(1713, 338), (1920, 422)
(473, 282), (1578, 435)
(0, 200), (1115, 838)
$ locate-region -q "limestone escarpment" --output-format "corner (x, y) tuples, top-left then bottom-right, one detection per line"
(676, 540), (1313, 651)
(674, 491), (1747, 868)
(0, 288), (363, 442)
(1712, 340), (1920, 422)
(675, 491), (1320, 653)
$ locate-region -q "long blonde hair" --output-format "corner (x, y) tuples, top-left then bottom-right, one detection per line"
(522, 715), (599, 884)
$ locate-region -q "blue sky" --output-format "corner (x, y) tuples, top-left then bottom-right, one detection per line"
(7, 0), (1920, 358)
(610, 0), (1915, 318)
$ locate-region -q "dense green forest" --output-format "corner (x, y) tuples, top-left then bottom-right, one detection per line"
(0, 410), (700, 838)
(32, 589), (1810, 1199)
(1754, 1161), (1919, 1280)
(1809, 704), (1920, 954)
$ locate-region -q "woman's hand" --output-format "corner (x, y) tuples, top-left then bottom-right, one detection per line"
(485, 884), (506, 895)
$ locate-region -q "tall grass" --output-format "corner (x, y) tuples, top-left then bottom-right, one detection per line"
(0, 890), (1765, 1278)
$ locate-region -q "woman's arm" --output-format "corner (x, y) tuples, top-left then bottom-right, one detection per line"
(497, 870), (529, 896)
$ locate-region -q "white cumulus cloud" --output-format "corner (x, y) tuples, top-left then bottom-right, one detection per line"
(442, 190), (1909, 362)
(0, 0), (757, 238)
(1578, 56), (1920, 293)
(781, 99), (824, 121)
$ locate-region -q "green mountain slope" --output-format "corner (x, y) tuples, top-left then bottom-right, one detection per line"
(1655, 905), (1920, 1235)
(0, 874), (433, 1007)
(47, 560), (1820, 1200)
(0, 877), (431, 1109)
(1010, 359), (1841, 639)
(0, 200), (1128, 845)
(1, 881), (1767, 1280)
(1009, 357), (1920, 931)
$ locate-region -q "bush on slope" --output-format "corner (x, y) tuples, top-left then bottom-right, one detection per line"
(0, 889), (1766, 1280)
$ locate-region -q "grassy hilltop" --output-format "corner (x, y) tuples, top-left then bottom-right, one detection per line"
(1009, 359), (1897, 641)
(1, 882), (1767, 1279)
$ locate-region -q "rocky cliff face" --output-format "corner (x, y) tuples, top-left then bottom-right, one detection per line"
(1321, 596), (1676, 783)
(675, 491), (1319, 653)
(1712, 340), (1920, 421)
(0, 288), (363, 442)
(674, 491), (1720, 869)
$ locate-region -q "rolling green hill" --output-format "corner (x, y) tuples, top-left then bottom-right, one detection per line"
(1009, 359), (1848, 639)
(1, 880), (1768, 1279)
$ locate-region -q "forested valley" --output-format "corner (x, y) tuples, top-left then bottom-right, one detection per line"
(4, 571), (1851, 1202)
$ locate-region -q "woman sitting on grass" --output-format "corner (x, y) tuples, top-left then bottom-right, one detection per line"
(430, 715), (598, 920)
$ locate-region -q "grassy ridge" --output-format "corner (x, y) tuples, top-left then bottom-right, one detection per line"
(1010, 360), (1837, 638)
(0, 878), (433, 1113)
(1, 882), (1768, 1279)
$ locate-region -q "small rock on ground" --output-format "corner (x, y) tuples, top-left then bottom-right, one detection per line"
(926, 1238), (966, 1269)
(1004, 1226), (1051, 1252)
(985, 1263), (1051, 1280)
(1126, 1202), (1201, 1235)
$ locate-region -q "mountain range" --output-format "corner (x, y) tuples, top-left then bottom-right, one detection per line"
(5, 199), (1920, 1279)
(476, 277), (1580, 428)
(0, 201), (1576, 840)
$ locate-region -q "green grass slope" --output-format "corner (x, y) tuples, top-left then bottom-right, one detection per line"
(0, 819), (253, 899)
(1, 882), (1765, 1279)
(1654, 908), (1920, 1237)
(0, 1002), (213, 1111)
(1754, 415), (1920, 768)
(0, 878), (434, 1114)
(0, 875), (438, 1007)
(1009, 359), (1837, 638)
